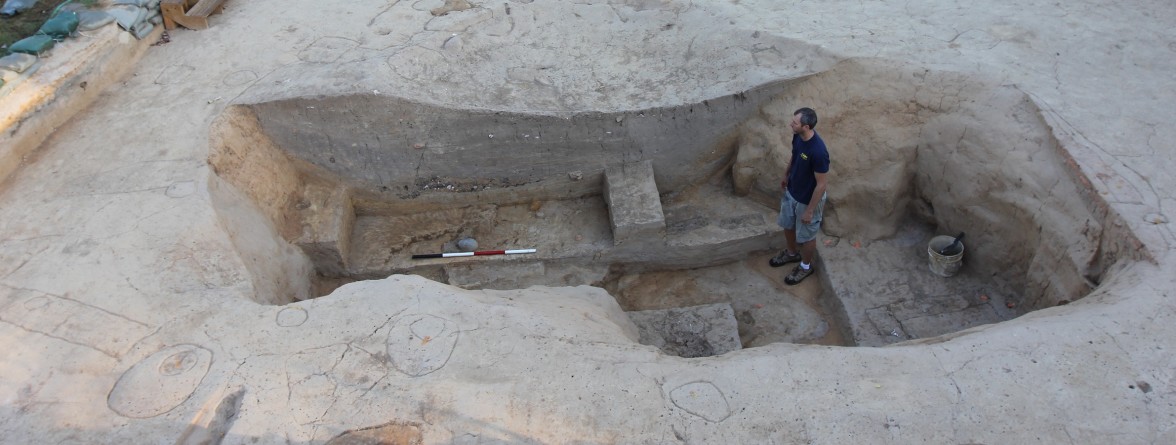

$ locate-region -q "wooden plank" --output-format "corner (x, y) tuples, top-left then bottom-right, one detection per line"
(162, 0), (222, 30)
(187, 0), (227, 18)
(171, 14), (210, 30)
(160, 0), (187, 30)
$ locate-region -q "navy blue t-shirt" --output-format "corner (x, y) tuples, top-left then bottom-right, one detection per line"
(786, 132), (830, 205)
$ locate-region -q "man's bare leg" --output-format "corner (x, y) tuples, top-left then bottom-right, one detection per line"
(784, 228), (799, 255)
(799, 239), (817, 266)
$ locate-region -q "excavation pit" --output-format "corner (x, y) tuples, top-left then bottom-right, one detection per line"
(339, 182), (845, 352)
(208, 58), (1143, 354)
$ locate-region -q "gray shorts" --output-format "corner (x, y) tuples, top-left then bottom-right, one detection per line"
(778, 190), (826, 243)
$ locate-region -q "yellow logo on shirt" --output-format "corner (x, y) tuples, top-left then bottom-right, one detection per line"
(800, 153), (809, 160)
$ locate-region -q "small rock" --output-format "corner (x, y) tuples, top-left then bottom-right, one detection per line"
(1137, 381), (1152, 393)
(568, 171), (583, 181)
(412, 143), (426, 149)
(456, 238), (477, 251)
(430, 0), (473, 16)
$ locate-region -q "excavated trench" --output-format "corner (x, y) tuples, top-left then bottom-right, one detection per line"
(208, 58), (1144, 354)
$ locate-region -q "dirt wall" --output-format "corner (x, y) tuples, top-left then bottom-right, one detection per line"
(208, 107), (314, 304)
(243, 89), (794, 214)
(735, 58), (1136, 309)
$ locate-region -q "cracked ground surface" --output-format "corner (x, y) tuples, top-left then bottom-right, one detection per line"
(1, 0), (1175, 443)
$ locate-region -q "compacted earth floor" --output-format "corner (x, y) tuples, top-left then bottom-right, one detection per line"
(606, 254), (844, 348)
(821, 219), (1023, 346)
(338, 169), (1024, 350)
(607, 217), (1022, 350)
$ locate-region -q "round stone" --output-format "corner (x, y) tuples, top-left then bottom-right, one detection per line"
(456, 238), (477, 251)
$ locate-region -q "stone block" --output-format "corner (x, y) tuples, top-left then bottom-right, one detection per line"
(603, 160), (665, 246)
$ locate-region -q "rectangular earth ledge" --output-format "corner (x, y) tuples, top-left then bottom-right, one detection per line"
(604, 160), (666, 246)
(626, 303), (743, 358)
(293, 182), (355, 276)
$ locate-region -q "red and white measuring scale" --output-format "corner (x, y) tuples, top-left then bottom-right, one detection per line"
(411, 249), (536, 259)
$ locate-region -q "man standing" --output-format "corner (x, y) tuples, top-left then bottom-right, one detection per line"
(768, 107), (830, 285)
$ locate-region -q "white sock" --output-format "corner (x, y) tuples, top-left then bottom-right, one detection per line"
(800, 261), (811, 270)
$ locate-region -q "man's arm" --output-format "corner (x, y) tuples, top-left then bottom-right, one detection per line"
(801, 171), (827, 223)
(781, 160), (793, 189)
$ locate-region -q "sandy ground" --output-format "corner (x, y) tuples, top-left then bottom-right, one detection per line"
(1, 0), (1175, 443)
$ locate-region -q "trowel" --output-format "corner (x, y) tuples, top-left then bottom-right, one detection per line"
(939, 232), (965, 255)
